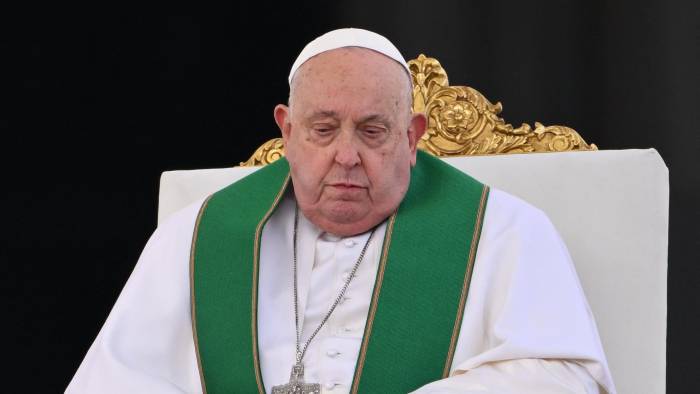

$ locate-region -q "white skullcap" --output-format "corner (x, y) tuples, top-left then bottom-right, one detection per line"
(288, 28), (410, 85)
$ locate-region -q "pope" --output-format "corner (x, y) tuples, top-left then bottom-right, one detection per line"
(67, 28), (616, 394)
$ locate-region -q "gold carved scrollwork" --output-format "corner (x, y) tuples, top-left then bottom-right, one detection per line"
(240, 138), (285, 166)
(241, 54), (596, 166)
(410, 54), (596, 156)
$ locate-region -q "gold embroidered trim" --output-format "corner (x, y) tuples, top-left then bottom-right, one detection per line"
(252, 174), (292, 393)
(189, 195), (214, 394)
(442, 185), (490, 377)
(350, 213), (397, 394)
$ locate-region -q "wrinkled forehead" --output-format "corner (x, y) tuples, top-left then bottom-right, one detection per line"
(289, 48), (413, 116)
(289, 47), (413, 115)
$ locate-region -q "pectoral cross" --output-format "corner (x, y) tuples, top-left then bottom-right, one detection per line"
(271, 363), (320, 394)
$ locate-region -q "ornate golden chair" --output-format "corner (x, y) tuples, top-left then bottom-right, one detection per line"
(241, 55), (596, 167)
(158, 56), (668, 394)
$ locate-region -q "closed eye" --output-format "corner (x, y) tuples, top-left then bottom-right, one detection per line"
(361, 126), (388, 138)
(312, 124), (336, 136)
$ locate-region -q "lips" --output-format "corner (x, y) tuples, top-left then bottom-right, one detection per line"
(329, 182), (364, 189)
(326, 183), (367, 199)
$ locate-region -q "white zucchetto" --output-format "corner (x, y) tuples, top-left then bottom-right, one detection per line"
(288, 28), (410, 85)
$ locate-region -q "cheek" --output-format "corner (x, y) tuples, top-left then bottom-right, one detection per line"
(367, 150), (410, 197)
(288, 150), (334, 199)
(291, 158), (320, 186)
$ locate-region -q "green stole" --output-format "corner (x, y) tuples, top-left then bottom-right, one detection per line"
(191, 151), (489, 393)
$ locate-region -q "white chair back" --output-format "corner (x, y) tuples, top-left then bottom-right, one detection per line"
(158, 149), (669, 394)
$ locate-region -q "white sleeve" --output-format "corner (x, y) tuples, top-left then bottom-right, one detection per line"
(65, 200), (205, 394)
(413, 359), (601, 393)
(412, 189), (616, 394)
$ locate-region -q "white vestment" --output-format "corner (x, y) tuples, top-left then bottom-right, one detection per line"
(66, 188), (616, 394)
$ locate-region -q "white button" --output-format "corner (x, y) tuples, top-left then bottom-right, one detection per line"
(344, 239), (356, 247)
(325, 382), (336, 390)
(339, 296), (350, 304)
(326, 349), (340, 357)
(341, 271), (352, 281)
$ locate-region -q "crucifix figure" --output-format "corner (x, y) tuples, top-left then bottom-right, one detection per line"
(271, 363), (320, 394)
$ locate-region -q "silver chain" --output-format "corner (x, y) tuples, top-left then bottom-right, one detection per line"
(292, 205), (376, 364)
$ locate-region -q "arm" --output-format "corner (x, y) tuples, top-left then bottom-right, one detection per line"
(413, 189), (615, 394)
(66, 200), (205, 394)
(414, 359), (601, 393)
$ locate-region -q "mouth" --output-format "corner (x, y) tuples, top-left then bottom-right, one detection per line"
(328, 182), (365, 190)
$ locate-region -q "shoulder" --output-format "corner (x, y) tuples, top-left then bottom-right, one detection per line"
(475, 187), (575, 280)
(147, 197), (209, 251)
(471, 188), (585, 305)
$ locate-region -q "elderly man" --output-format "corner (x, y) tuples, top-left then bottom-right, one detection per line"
(67, 29), (616, 393)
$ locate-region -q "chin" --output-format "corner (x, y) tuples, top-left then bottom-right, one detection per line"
(324, 201), (367, 224)
(303, 199), (394, 236)
(322, 206), (394, 237)
(305, 203), (364, 235)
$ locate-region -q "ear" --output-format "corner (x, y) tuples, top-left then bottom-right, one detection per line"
(274, 104), (292, 141)
(407, 112), (427, 166)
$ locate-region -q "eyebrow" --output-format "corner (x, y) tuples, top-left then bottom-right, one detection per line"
(306, 111), (338, 122)
(357, 114), (391, 126)
(304, 111), (392, 127)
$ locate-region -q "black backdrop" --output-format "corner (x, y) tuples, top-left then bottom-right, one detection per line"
(6, 1), (699, 392)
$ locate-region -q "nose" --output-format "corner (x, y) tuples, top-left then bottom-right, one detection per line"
(333, 131), (361, 169)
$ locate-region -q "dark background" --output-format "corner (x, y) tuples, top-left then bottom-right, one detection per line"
(5, 1), (699, 392)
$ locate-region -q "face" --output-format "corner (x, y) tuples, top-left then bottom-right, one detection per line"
(274, 47), (426, 236)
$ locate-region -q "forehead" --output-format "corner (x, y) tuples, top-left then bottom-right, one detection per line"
(290, 48), (410, 117)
